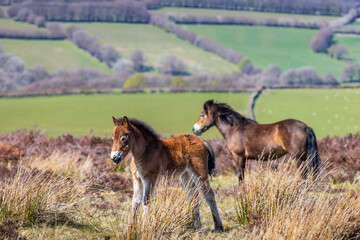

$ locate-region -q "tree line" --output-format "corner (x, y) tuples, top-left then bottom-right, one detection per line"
(166, 13), (322, 29)
(7, 1), (149, 22)
(143, 0), (354, 16)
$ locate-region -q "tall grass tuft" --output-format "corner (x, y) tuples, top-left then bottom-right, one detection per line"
(23, 151), (93, 179)
(233, 159), (319, 226)
(255, 189), (360, 239)
(121, 177), (199, 240)
(0, 168), (88, 225)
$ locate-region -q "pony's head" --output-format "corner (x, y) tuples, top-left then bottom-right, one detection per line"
(110, 116), (133, 164)
(192, 100), (216, 136)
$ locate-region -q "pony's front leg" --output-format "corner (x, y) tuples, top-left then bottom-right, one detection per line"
(132, 172), (143, 217)
(231, 152), (246, 183)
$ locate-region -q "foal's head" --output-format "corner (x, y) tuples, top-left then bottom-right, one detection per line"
(192, 100), (216, 136)
(110, 116), (133, 164)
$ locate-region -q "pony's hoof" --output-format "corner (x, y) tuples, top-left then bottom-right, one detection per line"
(214, 226), (224, 232)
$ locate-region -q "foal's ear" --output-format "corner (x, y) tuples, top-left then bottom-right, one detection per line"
(112, 116), (117, 125)
(122, 116), (130, 127)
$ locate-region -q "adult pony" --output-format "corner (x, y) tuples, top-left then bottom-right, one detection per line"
(110, 116), (223, 232)
(192, 100), (321, 182)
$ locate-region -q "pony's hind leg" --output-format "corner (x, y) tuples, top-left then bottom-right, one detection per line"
(194, 176), (223, 232)
(180, 171), (201, 229)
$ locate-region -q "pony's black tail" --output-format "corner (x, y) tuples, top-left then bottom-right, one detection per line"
(204, 140), (216, 176)
(306, 127), (321, 177)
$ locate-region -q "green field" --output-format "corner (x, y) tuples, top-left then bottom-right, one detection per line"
(335, 34), (360, 62)
(0, 18), (48, 31)
(1, 89), (359, 139)
(0, 93), (249, 138)
(71, 23), (238, 74)
(152, 7), (338, 21)
(0, 39), (112, 73)
(184, 25), (347, 76)
(255, 88), (360, 138)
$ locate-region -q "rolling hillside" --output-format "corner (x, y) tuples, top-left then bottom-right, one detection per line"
(72, 23), (239, 74)
(0, 39), (112, 73)
(184, 25), (347, 76)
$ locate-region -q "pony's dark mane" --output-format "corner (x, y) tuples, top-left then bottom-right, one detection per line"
(213, 103), (257, 126)
(117, 117), (160, 139)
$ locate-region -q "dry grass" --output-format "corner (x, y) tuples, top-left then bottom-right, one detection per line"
(232, 159), (360, 239)
(254, 189), (360, 240)
(23, 151), (93, 180)
(118, 177), (199, 240)
(0, 168), (88, 225)
(233, 159), (319, 226)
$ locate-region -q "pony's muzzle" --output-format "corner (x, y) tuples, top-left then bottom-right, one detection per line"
(192, 124), (202, 136)
(110, 151), (124, 164)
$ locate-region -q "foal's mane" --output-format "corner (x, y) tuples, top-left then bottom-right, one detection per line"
(116, 117), (160, 139)
(208, 101), (257, 126)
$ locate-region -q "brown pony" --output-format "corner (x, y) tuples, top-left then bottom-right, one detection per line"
(110, 116), (223, 232)
(192, 100), (321, 182)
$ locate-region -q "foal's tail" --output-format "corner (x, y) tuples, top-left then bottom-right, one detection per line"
(306, 127), (321, 177)
(204, 140), (216, 176)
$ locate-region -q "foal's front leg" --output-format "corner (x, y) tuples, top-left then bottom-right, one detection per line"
(142, 178), (154, 213)
(132, 172), (143, 217)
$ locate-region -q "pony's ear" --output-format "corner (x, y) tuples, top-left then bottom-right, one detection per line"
(112, 116), (117, 125)
(122, 116), (130, 127)
(204, 100), (214, 112)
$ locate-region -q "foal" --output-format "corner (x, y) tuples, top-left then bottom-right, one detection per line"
(110, 116), (223, 232)
(193, 100), (322, 182)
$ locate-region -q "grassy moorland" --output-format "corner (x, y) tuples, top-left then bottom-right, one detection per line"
(0, 93), (249, 138)
(71, 23), (238, 74)
(255, 88), (360, 138)
(152, 7), (338, 21)
(335, 33), (360, 62)
(184, 25), (347, 76)
(0, 39), (112, 73)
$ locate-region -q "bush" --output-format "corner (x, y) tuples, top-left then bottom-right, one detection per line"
(340, 63), (360, 82)
(157, 54), (188, 75)
(238, 57), (253, 74)
(310, 27), (333, 53)
(123, 73), (147, 89)
(328, 44), (349, 60)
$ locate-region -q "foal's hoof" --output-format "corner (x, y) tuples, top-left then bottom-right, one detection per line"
(214, 226), (224, 233)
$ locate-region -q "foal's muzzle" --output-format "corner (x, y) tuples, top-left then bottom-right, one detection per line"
(110, 151), (124, 164)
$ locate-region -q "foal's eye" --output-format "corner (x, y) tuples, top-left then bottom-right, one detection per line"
(200, 114), (204, 118)
(120, 136), (127, 142)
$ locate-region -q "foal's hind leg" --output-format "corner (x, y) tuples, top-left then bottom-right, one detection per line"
(180, 171), (201, 229)
(194, 175), (223, 232)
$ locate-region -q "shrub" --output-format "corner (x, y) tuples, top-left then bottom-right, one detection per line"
(123, 73), (147, 89)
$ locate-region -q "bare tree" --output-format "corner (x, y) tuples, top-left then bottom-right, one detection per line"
(157, 54), (188, 75)
(131, 50), (147, 72)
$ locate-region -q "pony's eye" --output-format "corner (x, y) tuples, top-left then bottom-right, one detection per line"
(200, 114), (205, 118)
